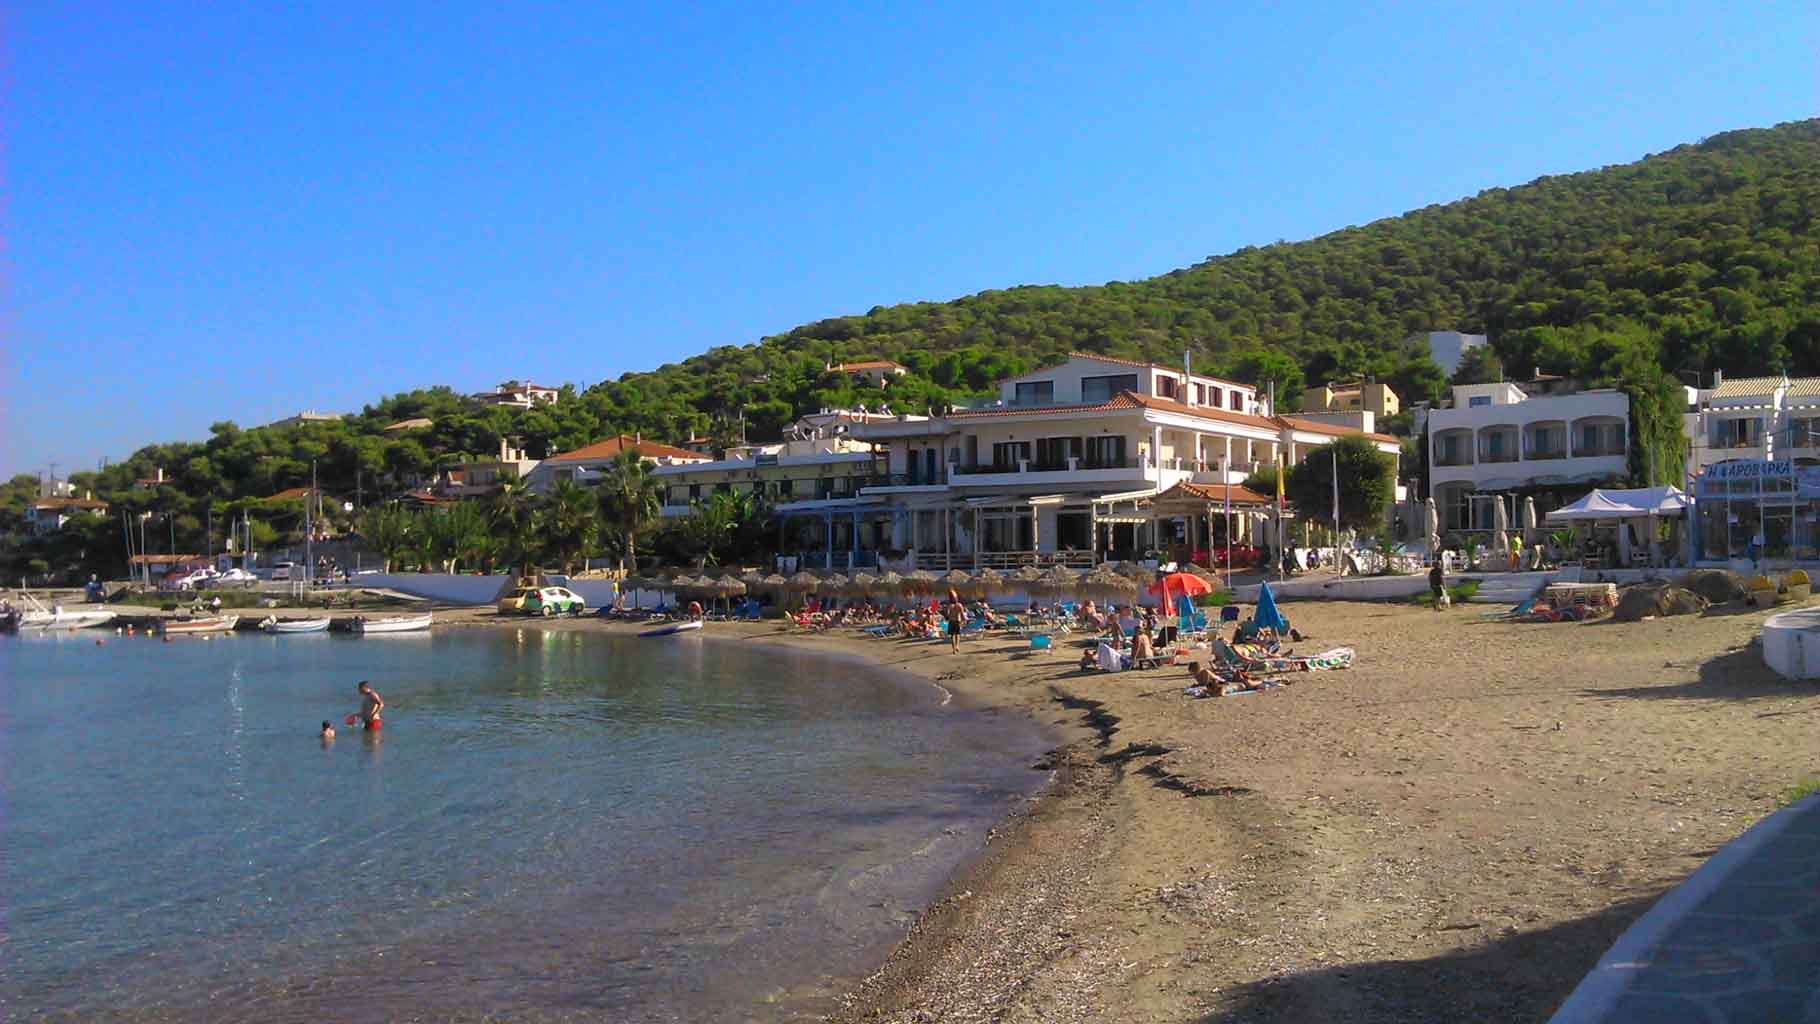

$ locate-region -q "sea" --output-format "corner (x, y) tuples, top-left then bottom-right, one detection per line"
(0, 626), (1051, 1022)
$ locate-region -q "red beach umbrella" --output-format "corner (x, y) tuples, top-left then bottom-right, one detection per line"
(1150, 571), (1213, 604)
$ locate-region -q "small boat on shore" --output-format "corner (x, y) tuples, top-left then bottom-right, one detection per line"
(639, 620), (702, 638)
(159, 615), (240, 636)
(1, 591), (117, 632)
(350, 613), (433, 635)
(259, 616), (331, 634)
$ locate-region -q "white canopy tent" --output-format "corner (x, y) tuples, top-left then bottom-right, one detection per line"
(1545, 487), (1693, 566)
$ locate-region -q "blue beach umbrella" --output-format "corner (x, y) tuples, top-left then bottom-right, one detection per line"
(1252, 579), (1289, 634)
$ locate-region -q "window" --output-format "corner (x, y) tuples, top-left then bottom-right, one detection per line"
(1013, 381), (1054, 405)
(1792, 418), (1820, 448)
(714, 481), (730, 494)
(1081, 374), (1140, 403)
(1157, 376), (1178, 399)
(689, 484), (701, 500)
(1034, 436), (1083, 469)
(1438, 435), (1460, 465)
(1207, 387), (1222, 408)
(1468, 396), (1492, 408)
(924, 448), (939, 482)
(1083, 435), (1126, 469)
(991, 441), (1032, 470)
(818, 477), (833, 499)
(776, 478), (793, 497)
(1194, 384), (1206, 404)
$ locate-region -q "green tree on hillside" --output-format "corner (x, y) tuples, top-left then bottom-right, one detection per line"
(1284, 437), (1397, 533)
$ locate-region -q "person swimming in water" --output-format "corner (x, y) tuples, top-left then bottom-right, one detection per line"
(320, 721), (336, 740)
(356, 681), (384, 730)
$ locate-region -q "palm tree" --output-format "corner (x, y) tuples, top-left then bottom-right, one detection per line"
(596, 449), (662, 572)
(486, 479), (537, 573)
(541, 479), (599, 574)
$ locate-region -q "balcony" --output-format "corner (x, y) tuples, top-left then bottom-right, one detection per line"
(1525, 447), (1567, 461)
(950, 458), (1142, 476)
(1432, 453), (1473, 468)
(1479, 450), (1520, 464)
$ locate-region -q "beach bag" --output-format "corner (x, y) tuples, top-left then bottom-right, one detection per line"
(1437, 591), (1452, 610)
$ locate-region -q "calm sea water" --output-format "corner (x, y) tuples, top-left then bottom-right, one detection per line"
(0, 627), (1049, 1022)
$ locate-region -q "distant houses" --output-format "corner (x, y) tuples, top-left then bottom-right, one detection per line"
(523, 435), (710, 493)
(472, 380), (561, 409)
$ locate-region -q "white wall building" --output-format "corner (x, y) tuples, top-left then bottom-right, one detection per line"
(1425, 331), (1490, 378)
(1427, 381), (1630, 531)
(850, 356), (1400, 570)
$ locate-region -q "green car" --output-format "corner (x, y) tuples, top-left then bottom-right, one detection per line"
(499, 585), (587, 617)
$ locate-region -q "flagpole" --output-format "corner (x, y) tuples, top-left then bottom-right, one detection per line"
(1332, 446), (1341, 571)
(1270, 381), (1283, 580)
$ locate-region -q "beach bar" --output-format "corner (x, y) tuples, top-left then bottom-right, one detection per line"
(1692, 458), (1820, 565)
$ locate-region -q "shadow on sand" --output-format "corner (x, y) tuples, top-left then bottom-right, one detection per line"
(1198, 894), (1658, 1024)
(1578, 645), (1816, 704)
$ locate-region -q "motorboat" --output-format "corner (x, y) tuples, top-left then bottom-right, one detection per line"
(638, 620), (703, 638)
(1, 590), (117, 632)
(349, 613), (433, 635)
(159, 615), (241, 635)
(259, 616), (331, 634)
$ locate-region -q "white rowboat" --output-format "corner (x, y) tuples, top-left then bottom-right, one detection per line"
(160, 615), (240, 635)
(350, 613), (433, 634)
(260, 616), (331, 634)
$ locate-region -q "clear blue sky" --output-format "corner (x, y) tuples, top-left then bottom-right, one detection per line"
(6, 2), (1816, 478)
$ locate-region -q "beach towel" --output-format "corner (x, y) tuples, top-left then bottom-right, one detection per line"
(1096, 641), (1127, 673)
(1304, 647), (1354, 670)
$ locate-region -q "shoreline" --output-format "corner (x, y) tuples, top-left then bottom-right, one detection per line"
(449, 601), (1817, 1023)
(111, 601), (1815, 1021)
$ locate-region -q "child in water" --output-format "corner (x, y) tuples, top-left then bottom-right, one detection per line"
(320, 721), (335, 740)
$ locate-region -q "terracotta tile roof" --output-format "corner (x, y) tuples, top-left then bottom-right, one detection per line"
(1784, 378), (1820, 399)
(1277, 415), (1400, 444)
(545, 435), (709, 463)
(264, 486), (317, 502)
(1123, 393), (1283, 431)
(945, 392), (1150, 420)
(1154, 481), (1274, 506)
(833, 360), (907, 371)
(1710, 376), (1785, 400)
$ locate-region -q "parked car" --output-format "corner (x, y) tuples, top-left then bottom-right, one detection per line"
(206, 568), (258, 587)
(172, 567), (218, 591)
(260, 562), (297, 581)
(497, 585), (587, 617)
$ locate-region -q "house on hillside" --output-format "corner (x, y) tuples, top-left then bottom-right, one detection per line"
(523, 435), (710, 493)
(1304, 381), (1401, 419)
(264, 409), (344, 429)
(26, 496), (109, 534)
(431, 439), (541, 498)
(384, 417), (434, 433)
(1423, 331), (1489, 378)
(472, 380), (561, 409)
(824, 360), (909, 387)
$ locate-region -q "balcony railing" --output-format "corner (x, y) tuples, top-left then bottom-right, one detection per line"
(910, 550), (1097, 571)
(1479, 450), (1520, 464)
(1432, 454), (1473, 467)
(1525, 448), (1567, 461)
(949, 458), (1143, 476)
(1575, 445), (1628, 457)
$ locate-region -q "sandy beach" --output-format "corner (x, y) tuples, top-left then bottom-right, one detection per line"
(440, 595), (1817, 1024)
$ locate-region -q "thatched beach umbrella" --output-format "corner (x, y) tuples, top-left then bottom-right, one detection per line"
(1035, 564), (1082, 597)
(973, 567), (1008, 594)
(849, 570), (879, 596)
(1009, 564), (1045, 598)
(1085, 565), (1139, 600)
(940, 568), (976, 598)
(761, 572), (790, 594)
(816, 573), (848, 598)
(740, 569), (769, 590)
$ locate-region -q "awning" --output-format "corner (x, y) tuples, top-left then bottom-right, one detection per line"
(962, 494), (1066, 509)
(1545, 486), (1692, 522)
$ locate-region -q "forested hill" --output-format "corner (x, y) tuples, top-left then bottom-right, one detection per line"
(601, 117), (1819, 438)
(7, 119), (1820, 571)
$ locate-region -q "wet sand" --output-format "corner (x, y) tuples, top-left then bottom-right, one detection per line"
(444, 600), (1816, 1023)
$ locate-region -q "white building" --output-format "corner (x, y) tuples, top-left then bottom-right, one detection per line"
(1427, 381), (1630, 531)
(848, 355), (1400, 570)
(1682, 374), (1820, 563)
(26, 496), (109, 534)
(1425, 331), (1490, 378)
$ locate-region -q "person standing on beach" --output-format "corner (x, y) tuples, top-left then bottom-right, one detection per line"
(944, 595), (965, 652)
(1428, 560), (1447, 611)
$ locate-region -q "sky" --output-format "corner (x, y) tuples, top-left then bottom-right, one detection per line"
(5, 2), (1817, 479)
